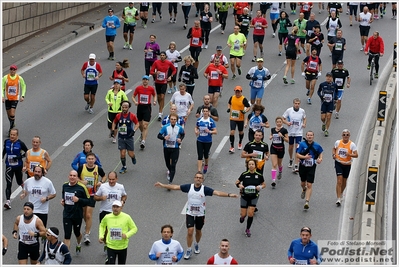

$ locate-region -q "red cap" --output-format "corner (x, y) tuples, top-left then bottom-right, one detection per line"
(10, 64), (17, 70)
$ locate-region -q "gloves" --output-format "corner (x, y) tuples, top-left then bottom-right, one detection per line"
(264, 75), (271, 80)
(227, 108), (230, 113)
(178, 78), (181, 82)
(318, 72), (321, 77)
(129, 130), (136, 138)
(302, 72), (306, 77)
(251, 76), (257, 81)
(3, 248), (7, 255)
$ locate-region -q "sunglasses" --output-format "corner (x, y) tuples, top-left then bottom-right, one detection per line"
(342, 134), (350, 137)
(10, 68), (16, 71)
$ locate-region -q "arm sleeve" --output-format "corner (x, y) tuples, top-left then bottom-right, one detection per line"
(176, 250), (184, 261)
(60, 244), (72, 264)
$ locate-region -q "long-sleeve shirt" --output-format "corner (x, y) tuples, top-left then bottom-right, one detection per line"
(364, 36), (385, 54)
(102, 15), (120, 36)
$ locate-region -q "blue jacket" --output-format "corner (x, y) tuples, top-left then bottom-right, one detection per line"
(288, 238), (322, 264)
(102, 15), (120, 36)
(71, 151), (102, 171)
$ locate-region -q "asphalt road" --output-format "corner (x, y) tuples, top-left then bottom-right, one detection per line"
(2, 3), (397, 265)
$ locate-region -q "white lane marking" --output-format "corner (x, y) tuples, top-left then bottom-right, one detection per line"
(211, 136), (229, 160)
(181, 201), (188, 215)
(10, 187), (22, 201)
(63, 123), (92, 147)
(264, 73), (277, 87)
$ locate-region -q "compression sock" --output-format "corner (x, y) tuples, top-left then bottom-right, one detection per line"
(246, 216), (254, 229)
(271, 169), (277, 181)
(238, 133), (244, 144)
(9, 116), (15, 129)
(279, 165), (283, 173)
(230, 135), (235, 147)
(121, 158), (126, 167)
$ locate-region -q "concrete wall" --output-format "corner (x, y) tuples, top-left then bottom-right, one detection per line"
(2, 2), (107, 49)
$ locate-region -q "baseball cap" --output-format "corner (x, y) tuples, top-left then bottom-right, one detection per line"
(234, 85), (243, 92)
(10, 64), (17, 70)
(142, 75), (150, 80)
(256, 58), (264, 62)
(326, 72), (333, 76)
(128, 2), (133, 4)
(112, 200), (123, 207)
(216, 45), (223, 50)
(114, 79), (122, 84)
(337, 60), (343, 64)
(89, 53), (96, 59)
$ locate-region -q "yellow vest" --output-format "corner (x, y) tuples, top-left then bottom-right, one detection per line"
(80, 164), (99, 196)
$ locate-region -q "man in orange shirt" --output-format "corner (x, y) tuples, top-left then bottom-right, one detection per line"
(204, 58), (228, 108)
(2, 64), (26, 134)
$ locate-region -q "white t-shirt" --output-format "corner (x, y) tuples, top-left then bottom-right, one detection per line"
(166, 49), (181, 68)
(149, 239), (184, 265)
(24, 176), (56, 214)
(95, 182), (127, 212)
(170, 92), (194, 117)
(282, 107), (306, 137)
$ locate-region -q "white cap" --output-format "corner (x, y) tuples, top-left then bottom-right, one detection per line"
(89, 53), (96, 59)
(112, 200), (122, 207)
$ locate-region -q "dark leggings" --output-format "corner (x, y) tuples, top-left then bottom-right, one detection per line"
(152, 3), (162, 16)
(203, 28), (211, 45)
(290, 3), (297, 10)
(163, 147), (180, 183)
(182, 5), (191, 24)
(185, 84), (195, 96)
(196, 3), (204, 13)
(278, 32), (288, 45)
(108, 112), (118, 130)
(107, 247), (127, 264)
(197, 141), (212, 160)
(368, 54), (380, 73)
(145, 60), (154, 76)
(219, 11), (228, 30)
(5, 166), (23, 200)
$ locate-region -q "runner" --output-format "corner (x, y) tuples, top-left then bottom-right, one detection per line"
(269, 117), (289, 187)
(206, 239), (238, 265)
(71, 139), (102, 171)
(331, 60), (351, 119)
(151, 2), (163, 23)
(293, 12), (307, 56)
(235, 159), (266, 237)
(187, 20), (204, 69)
(269, 3), (280, 37)
(210, 46), (229, 68)
(132, 75), (157, 150)
(166, 42), (182, 94)
(102, 8), (121, 60)
(37, 227), (72, 265)
(150, 51), (177, 121)
(349, 2), (359, 26)
(144, 34), (161, 76)
(94, 171), (127, 252)
(327, 2), (343, 17)
(195, 95), (219, 122)
(2, 64), (26, 134)
(227, 25), (247, 80)
(357, 6), (373, 51)
(283, 26), (300, 84)
(275, 11), (292, 56)
(13, 202), (46, 264)
(227, 86), (251, 153)
(61, 170), (90, 254)
(244, 104), (269, 142)
(332, 129), (358, 206)
(3, 128), (28, 210)
(148, 224), (184, 265)
(241, 130), (270, 176)
(204, 57), (228, 108)
(200, 4), (213, 49)
(326, 11), (342, 58)
(317, 72), (339, 137)
(24, 136), (52, 178)
(304, 13), (319, 56)
(154, 172), (238, 260)
(216, 2), (233, 34)
(122, 2), (139, 50)
(236, 7), (251, 38)
(195, 106), (217, 174)
(181, 2), (193, 29)
(106, 80), (129, 143)
(77, 152), (106, 246)
(327, 29), (346, 69)
(139, 2), (150, 28)
(307, 24), (324, 56)
(287, 227), (321, 264)
(80, 53), (103, 114)
(99, 200), (138, 264)
(170, 84), (194, 125)
(245, 58), (271, 105)
(299, 2), (314, 20)
(301, 47), (322, 105)
(282, 98), (307, 172)
(169, 2), (178, 23)
(178, 55), (198, 97)
(296, 131), (323, 210)
(162, 104), (186, 127)
(109, 60), (129, 91)
(111, 101), (140, 173)
(250, 10), (268, 62)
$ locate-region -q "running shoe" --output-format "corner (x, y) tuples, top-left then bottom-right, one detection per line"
(140, 141), (145, 150)
(143, 24), (147, 29)
(374, 73), (378, 79)
(173, 85), (177, 92)
(229, 147), (235, 154)
(306, 89), (310, 96)
(183, 249), (192, 260)
(132, 157), (137, 165)
(367, 64), (370, 70)
(278, 51), (282, 56)
(205, 45), (208, 49)
(232, 74), (236, 80)
(160, 15), (162, 20)
(360, 47), (364, 51)
(4, 200), (11, 210)
(304, 201), (309, 210)
(283, 76), (288, 84)
(288, 159), (293, 168)
(88, 108), (93, 114)
(173, 18), (176, 23)
(324, 130), (329, 137)
(237, 143), (243, 150)
(112, 138), (116, 144)
(290, 79), (295, 84)
(336, 199), (341, 207)
(119, 167), (127, 174)
(129, 45), (133, 50)
(271, 182), (276, 188)
(272, 33), (276, 38)
(252, 57), (256, 62)
(245, 229), (251, 237)
(167, 88), (172, 94)
(84, 234), (90, 245)
(294, 165), (299, 172)
(277, 172), (282, 180)
(158, 114), (162, 121)
(322, 123), (326, 131)
(221, 30), (224, 34)
(183, 24), (187, 29)
(85, 103), (90, 111)
(76, 245), (81, 255)
(261, 52), (264, 57)
(151, 19), (155, 23)
(194, 243), (200, 254)
(301, 188), (306, 199)
(237, 68), (242, 75)
(167, 170), (170, 181)
(239, 216), (245, 223)
(123, 43), (129, 49)
(335, 112), (339, 119)
(203, 165), (208, 174)
(169, 18), (173, 23)
(307, 98), (311, 105)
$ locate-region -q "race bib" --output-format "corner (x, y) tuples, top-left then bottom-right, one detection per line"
(303, 4), (309, 11)
(253, 150), (263, 160)
(29, 161), (40, 172)
(234, 40), (240, 51)
(292, 120), (300, 128)
(84, 177), (94, 188)
(64, 192), (74, 205)
(182, 71), (190, 81)
(308, 61), (317, 70)
(166, 140), (176, 148)
(110, 228), (122, 240)
(251, 122), (262, 131)
(119, 124), (127, 134)
(7, 155), (18, 166)
(303, 158), (314, 167)
(202, 15), (209, 22)
(324, 93), (332, 102)
(242, 18), (250, 26)
(192, 37), (200, 45)
(87, 71), (96, 81)
(21, 232), (34, 242)
(7, 86), (17, 95)
(244, 185), (257, 194)
(338, 148), (348, 157)
(335, 42), (343, 51)
(140, 94), (149, 104)
(107, 21), (114, 27)
(307, 30), (314, 36)
(146, 51), (153, 59)
(231, 110), (239, 119)
(295, 259), (308, 265)
(157, 72), (166, 81)
(272, 134), (282, 143)
(335, 78), (343, 87)
(189, 204), (201, 215)
(253, 80), (262, 88)
(210, 71), (219, 79)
